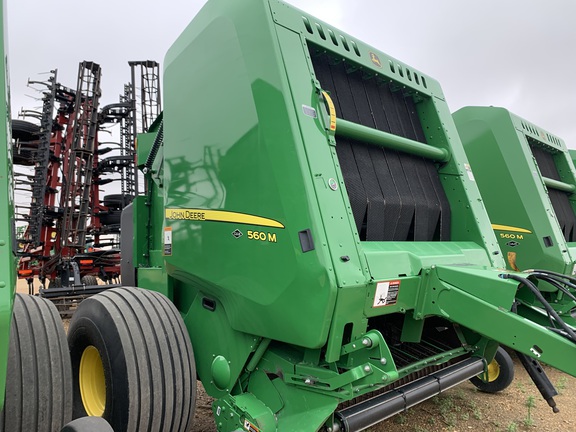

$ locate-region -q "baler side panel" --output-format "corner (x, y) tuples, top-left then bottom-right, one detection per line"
(162, 0), (337, 348)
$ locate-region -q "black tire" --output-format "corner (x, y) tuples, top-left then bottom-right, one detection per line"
(12, 119), (41, 166)
(470, 346), (514, 393)
(81, 275), (98, 286)
(102, 194), (133, 210)
(60, 416), (113, 432)
(12, 119), (41, 137)
(68, 287), (196, 432)
(0, 294), (73, 431)
(98, 210), (121, 226)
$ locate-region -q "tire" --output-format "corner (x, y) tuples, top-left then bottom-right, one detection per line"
(470, 346), (514, 393)
(60, 416), (113, 432)
(102, 194), (133, 210)
(12, 119), (41, 138)
(12, 119), (41, 166)
(67, 287), (196, 432)
(81, 275), (98, 286)
(0, 294), (72, 431)
(98, 210), (121, 226)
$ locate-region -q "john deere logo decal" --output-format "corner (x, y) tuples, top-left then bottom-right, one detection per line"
(370, 52), (382, 68)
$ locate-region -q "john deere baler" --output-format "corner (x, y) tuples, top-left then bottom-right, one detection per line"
(109, 0), (576, 430)
(454, 106), (576, 328)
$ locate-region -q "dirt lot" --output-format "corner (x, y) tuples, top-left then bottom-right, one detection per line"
(193, 355), (576, 432)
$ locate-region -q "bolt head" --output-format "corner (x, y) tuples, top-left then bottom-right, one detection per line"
(380, 358), (387, 365)
(364, 365), (371, 373)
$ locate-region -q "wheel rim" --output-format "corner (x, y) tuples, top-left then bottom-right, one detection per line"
(486, 358), (501, 382)
(79, 345), (106, 416)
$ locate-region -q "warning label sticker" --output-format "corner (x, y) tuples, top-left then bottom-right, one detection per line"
(373, 280), (400, 307)
(164, 227), (172, 256)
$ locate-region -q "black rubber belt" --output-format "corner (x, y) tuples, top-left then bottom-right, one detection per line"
(310, 50), (450, 241)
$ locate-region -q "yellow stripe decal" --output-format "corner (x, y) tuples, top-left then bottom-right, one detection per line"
(165, 209), (285, 229)
(322, 91), (337, 131)
(491, 224), (532, 234)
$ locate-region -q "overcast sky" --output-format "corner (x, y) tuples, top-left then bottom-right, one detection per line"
(6, 0), (576, 147)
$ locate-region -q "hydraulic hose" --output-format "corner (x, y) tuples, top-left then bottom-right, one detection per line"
(500, 273), (576, 343)
(529, 271), (576, 292)
(527, 269), (576, 285)
(529, 274), (576, 303)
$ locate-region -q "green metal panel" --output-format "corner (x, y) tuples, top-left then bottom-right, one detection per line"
(0, 0), (13, 409)
(163, 0), (339, 350)
(454, 106), (576, 274)
(570, 150), (576, 168)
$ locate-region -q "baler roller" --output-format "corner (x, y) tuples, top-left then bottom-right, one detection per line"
(335, 357), (484, 432)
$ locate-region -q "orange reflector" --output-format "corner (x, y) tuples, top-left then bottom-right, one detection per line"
(80, 259), (93, 265)
(18, 270), (33, 276)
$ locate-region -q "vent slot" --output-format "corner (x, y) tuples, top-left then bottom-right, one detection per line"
(302, 17), (361, 57)
(310, 49), (450, 242)
(303, 16), (313, 34)
(315, 22), (326, 40)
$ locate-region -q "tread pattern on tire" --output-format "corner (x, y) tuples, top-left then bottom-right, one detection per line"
(102, 194), (133, 210)
(81, 275), (98, 286)
(60, 416), (114, 432)
(68, 287), (195, 432)
(0, 294), (72, 432)
(98, 210), (121, 226)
